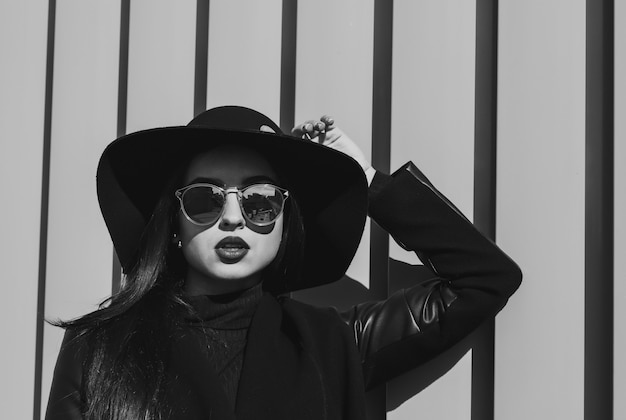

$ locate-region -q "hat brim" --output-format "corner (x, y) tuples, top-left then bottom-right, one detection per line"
(97, 126), (368, 293)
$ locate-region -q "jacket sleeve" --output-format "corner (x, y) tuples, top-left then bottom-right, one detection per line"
(45, 329), (86, 420)
(339, 162), (522, 389)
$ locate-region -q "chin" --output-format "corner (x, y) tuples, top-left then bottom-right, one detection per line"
(185, 257), (273, 294)
(208, 265), (264, 284)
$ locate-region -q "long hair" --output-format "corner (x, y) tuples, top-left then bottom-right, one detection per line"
(55, 170), (305, 419)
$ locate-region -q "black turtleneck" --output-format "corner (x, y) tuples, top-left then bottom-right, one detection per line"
(181, 283), (263, 410)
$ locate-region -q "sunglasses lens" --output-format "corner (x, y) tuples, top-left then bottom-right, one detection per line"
(241, 185), (285, 225)
(181, 185), (224, 225)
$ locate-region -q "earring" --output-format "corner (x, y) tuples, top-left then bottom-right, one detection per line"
(173, 233), (183, 249)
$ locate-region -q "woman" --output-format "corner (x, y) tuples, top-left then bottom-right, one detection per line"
(46, 106), (521, 419)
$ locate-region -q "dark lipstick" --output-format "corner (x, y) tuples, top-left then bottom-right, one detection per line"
(215, 236), (250, 263)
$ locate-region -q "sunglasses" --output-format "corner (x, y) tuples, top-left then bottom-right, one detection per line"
(175, 183), (289, 227)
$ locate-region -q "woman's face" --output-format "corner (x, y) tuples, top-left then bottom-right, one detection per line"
(178, 146), (284, 295)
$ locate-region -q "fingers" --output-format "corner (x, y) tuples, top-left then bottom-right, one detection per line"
(320, 115), (335, 129)
(292, 121), (326, 139)
(291, 116), (371, 173)
(291, 116), (336, 140)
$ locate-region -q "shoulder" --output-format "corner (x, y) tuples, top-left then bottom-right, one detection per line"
(273, 296), (363, 383)
(55, 328), (89, 370)
(277, 296), (353, 343)
(278, 295), (341, 322)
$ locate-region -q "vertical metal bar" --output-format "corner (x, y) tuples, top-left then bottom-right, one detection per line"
(470, 322), (495, 419)
(112, 0), (131, 295)
(117, 0), (130, 141)
(33, 1), (56, 418)
(370, 0), (393, 418)
(585, 1), (614, 419)
(371, 0), (392, 178)
(472, 0), (498, 418)
(194, 0), (209, 117)
(474, 0), (498, 239)
(278, 0), (297, 301)
(279, 0), (297, 133)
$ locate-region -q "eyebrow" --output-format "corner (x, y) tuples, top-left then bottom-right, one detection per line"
(187, 175), (278, 186)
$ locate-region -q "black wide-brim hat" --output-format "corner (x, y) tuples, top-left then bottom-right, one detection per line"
(97, 106), (368, 293)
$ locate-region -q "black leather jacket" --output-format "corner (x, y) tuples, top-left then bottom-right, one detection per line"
(46, 162), (521, 419)
(341, 162), (521, 387)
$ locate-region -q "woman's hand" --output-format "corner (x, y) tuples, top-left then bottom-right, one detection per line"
(292, 116), (376, 184)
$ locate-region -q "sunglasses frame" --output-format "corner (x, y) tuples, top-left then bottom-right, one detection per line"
(175, 182), (289, 227)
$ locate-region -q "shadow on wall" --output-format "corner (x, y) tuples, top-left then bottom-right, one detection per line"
(294, 259), (477, 411)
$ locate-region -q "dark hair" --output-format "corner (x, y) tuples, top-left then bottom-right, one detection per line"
(55, 167), (306, 419)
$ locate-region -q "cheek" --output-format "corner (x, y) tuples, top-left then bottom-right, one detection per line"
(178, 212), (211, 244)
(178, 212), (192, 241)
(177, 217), (215, 268)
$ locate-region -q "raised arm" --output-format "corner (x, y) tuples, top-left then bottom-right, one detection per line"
(293, 117), (522, 389)
(343, 163), (521, 388)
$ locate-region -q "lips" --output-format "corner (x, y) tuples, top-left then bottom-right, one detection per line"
(215, 236), (250, 263)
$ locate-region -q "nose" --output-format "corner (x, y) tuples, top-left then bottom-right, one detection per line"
(219, 192), (245, 230)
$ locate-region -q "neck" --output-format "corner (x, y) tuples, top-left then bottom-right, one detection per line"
(183, 268), (262, 296)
